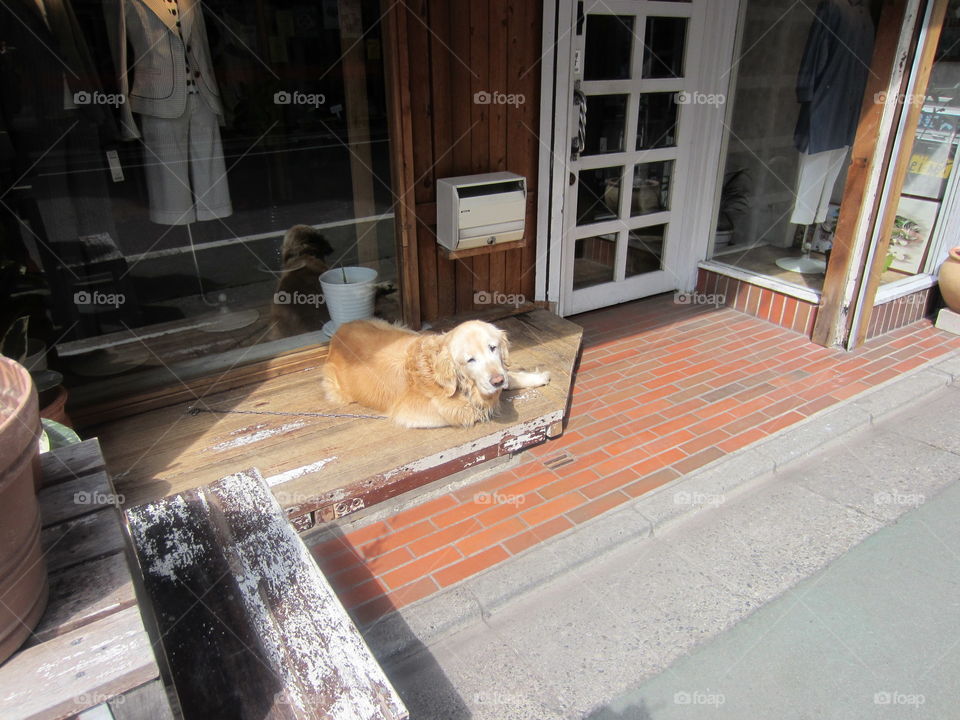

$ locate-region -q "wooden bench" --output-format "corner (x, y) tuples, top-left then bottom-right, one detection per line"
(125, 468), (408, 720)
(0, 439), (175, 720)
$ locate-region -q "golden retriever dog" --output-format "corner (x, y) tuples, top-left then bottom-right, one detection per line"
(323, 318), (550, 428)
(270, 225), (334, 338)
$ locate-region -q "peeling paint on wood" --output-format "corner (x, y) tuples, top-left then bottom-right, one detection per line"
(126, 469), (409, 719)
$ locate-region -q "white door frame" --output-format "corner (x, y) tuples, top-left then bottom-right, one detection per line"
(536, 0), (740, 316)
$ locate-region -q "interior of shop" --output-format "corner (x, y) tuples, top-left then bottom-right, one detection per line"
(711, 0), (885, 293)
(1, 0), (397, 395)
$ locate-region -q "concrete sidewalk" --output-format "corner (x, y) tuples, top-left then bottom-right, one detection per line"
(366, 352), (960, 719)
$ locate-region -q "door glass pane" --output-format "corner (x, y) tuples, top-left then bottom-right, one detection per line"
(637, 93), (679, 149)
(585, 15), (634, 80)
(626, 226), (666, 277)
(642, 17), (688, 78)
(584, 95), (628, 155)
(577, 167), (623, 225)
(631, 161), (674, 216)
(574, 234), (618, 289)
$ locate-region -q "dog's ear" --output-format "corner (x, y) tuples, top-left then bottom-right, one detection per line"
(432, 339), (461, 397)
(309, 232), (334, 259)
(498, 329), (511, 367)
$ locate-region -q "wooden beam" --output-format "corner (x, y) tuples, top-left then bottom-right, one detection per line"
(853, 0), (950, 346)
(812, 0), (923, 347)
(338, 0), (380, 271)
(382, 0), (422, 327)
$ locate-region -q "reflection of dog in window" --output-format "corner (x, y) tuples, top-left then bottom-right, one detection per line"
(270, 225), (334, 338)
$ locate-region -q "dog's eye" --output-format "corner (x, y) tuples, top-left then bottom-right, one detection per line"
(466, 357), (476, 364)
(489, 345), (497, 352)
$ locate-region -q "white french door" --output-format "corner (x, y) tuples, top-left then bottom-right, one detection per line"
(540, 0), (736, 316)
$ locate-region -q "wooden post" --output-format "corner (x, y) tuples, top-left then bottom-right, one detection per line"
(382, 0), (421, 327)
(339, 0), (380, 271)
(812, 0), (923, 348)
(851, 0), (950, 346)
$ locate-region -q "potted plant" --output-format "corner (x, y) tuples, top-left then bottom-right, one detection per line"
(714, 168), (751, 252)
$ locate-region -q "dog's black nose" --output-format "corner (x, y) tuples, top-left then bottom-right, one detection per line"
(490, 374), (505, 387)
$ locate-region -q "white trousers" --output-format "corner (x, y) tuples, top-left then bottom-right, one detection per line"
(139, 95), (233, 225)
(790, 146), (848, 226)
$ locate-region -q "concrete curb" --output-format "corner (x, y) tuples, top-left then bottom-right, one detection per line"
(364, 349), (960, 664)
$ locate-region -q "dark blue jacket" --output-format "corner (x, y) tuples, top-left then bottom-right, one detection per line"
(794, 0), (875, 154)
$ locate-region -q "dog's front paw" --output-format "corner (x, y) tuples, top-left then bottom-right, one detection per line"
(509, 369), (550, 389)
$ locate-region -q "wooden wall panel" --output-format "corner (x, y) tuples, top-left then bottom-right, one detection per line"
(400, 0), (543, 323)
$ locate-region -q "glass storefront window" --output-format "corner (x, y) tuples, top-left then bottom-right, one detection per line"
(0, 0), (397, 396)
(710, 0), (880, 293)
(879, 0), (960, 284)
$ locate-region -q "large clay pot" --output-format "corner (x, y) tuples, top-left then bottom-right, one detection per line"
(0, 358), (48, 664)
(939, 246), (960, 313)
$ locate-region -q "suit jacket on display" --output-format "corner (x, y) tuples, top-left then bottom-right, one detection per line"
(106, 0), (224, 139)
(794, 0), (874, 154)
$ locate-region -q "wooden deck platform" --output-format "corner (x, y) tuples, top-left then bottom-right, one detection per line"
(96, 309), (582, 531)
(0, 440), (174, 720)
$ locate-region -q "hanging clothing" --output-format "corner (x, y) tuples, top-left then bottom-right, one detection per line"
(794, 0), (875, 154)
(106, 0), (232, 223)
(790, 146), (848, 226)
(0, 0), (118, 245)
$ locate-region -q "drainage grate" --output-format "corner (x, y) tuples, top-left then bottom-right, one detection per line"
(543, 451), (575, 470)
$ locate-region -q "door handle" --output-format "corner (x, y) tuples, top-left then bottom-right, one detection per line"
(571, 82), (586, 161)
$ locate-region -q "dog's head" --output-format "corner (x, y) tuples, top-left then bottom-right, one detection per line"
(434, 320), (510, 398)
(281, 225), (334, 267)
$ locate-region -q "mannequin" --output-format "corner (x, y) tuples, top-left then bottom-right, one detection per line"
(106, 0), (232, 225)
(781, 0), (875, 274)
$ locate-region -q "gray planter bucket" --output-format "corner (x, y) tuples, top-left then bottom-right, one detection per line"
(319, 267), (378, 331)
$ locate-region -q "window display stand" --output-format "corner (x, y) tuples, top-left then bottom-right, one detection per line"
(776, 225), (826, 274)
(184, 222), (260, 333)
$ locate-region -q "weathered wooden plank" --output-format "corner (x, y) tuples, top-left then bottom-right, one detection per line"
(37, 470), (116, 528)
(39, 439), (104, 489)
(40, 507), (125, 573)
(26, 552), (136, 647)
(0, 606), (158, 720)
(127, 471), (408, 719)
(108, 679), (177, 720)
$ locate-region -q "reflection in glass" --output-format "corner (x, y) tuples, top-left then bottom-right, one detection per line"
(626, 226), (666, 277)
(585, 15), (634, 81)
(637, 93), (678, 150)
(574, 234), (618, 289)
(642, 17), (687, 78)
(584, 95), (628, 155)
(577, 167), (624, 225)
(631, 161), (674, 216)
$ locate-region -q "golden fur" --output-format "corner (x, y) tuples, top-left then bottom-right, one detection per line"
(323, 318), (550, 428)
(270, 225), (334, 339)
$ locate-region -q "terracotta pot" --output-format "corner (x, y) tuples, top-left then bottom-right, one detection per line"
(939, 246), (960, 313)
(39, 385), (72, 429)
(0, 358), (48, 665)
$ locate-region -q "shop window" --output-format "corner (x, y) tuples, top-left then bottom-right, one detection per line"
(710, 0), (882, 293)
(879, 0), (960, 285)
(0, 0), (397, 399)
